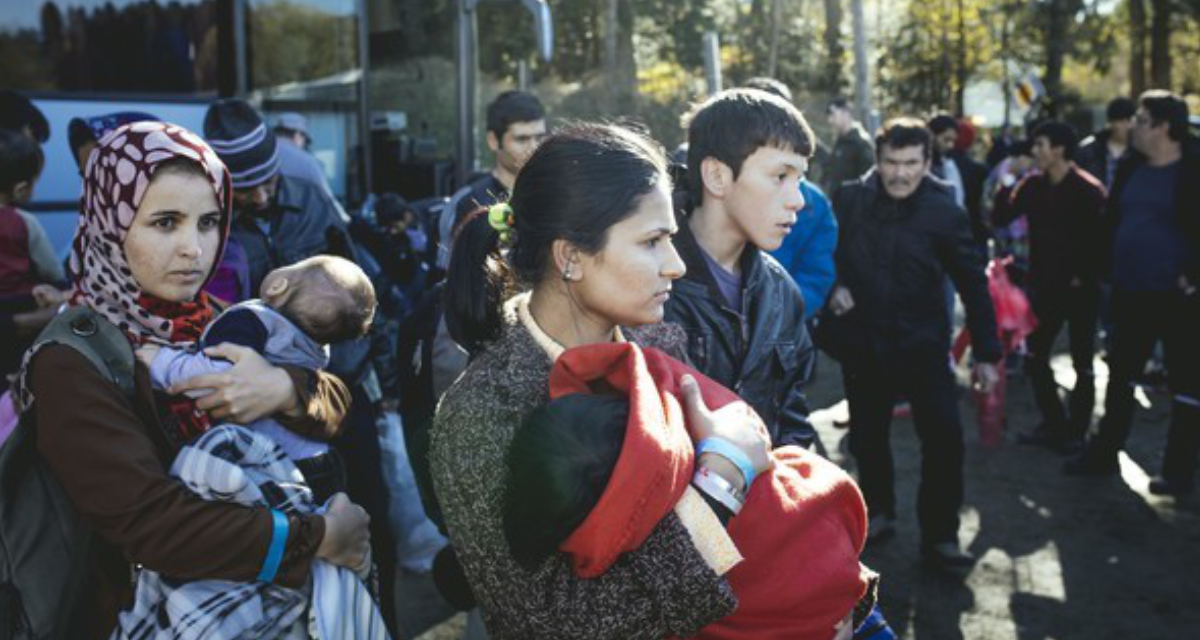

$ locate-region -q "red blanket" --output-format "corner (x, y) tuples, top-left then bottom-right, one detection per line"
(550, 343), (869, 640)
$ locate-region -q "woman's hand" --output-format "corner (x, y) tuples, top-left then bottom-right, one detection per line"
(168, 342), (299, 424)
(679, 375), (773, 490)
(317, 493), (372, 571)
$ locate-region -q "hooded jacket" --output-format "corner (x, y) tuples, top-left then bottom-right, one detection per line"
(828, 171), (1001, 365)
(664, 218), (816, 449)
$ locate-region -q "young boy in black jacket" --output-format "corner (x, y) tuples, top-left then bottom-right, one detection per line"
(664, 89), (817, 449)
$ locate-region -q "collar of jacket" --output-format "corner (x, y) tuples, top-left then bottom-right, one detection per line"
(274, 175), (307, 212)
(859, 171), (953, 217)
(672, 210), (763, 311)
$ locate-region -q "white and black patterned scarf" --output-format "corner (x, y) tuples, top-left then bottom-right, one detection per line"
(111, 425), (388, 640)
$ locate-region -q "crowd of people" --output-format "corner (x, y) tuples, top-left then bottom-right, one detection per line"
(0, 78), (1196, 640)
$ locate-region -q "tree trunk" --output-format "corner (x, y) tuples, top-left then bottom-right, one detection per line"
(1149, 0), (1172, 88)
(1129, 0), (1147, 95)
(955, 0), (967, 115)
(823, 0), (845, 94)
(613, 0), (637, 113)
(768, 0), (783, 78)
(1043, 0), (1070, 106)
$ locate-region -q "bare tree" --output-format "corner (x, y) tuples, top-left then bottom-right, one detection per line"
(1149, 0), (1172, 88)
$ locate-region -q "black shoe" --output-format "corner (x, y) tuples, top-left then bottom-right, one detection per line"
(1148, 476), (1194, 497)
(1018, 427), (1082, 455)
(1063, 451), (1119, 476)
(922, 542), (976, 572)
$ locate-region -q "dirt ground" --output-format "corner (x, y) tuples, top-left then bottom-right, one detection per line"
(405, 350), (1200, 640)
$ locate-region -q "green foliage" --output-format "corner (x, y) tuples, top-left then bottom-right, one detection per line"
(249, 0), (360, 89)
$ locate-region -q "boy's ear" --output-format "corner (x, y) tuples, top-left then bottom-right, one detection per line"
(699, 157), (733, 199)
(486, 130), (501, 153)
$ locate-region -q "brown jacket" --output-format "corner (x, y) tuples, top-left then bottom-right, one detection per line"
(28, 345), (350, 638)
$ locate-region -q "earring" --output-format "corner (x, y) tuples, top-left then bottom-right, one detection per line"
(562, 266), (573, 282)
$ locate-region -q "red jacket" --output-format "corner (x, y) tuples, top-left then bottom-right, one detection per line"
(550, 343), (870, 640)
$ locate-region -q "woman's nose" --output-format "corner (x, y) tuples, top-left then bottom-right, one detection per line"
(662, 241), (686, 280)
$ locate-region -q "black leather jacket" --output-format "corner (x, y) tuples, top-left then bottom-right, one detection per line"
(829, 171), (1002, 365)
(664, 217), (816, 449)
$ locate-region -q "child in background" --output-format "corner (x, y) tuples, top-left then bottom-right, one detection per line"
(138, 255), (376, 502)
(0, 129), (64, 301)
(504, 342), (893, 640)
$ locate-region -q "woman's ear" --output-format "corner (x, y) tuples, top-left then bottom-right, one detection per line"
(699, 157), (731, 199)
(550, 239), (581, 282)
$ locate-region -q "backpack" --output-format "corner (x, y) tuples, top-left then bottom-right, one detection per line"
(0, 306), (135, 640)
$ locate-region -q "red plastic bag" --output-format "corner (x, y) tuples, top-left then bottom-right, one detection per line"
(952, 258), (1037, 447)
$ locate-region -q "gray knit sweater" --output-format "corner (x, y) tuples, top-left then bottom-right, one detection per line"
(430, 302), (737, 640)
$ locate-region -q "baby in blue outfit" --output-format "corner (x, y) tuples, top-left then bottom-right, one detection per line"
(141, 255), (375, 499)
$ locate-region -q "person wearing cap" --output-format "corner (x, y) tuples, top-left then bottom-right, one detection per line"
(1075, 97), (1136, 189)
(67, 111), (159, 172)
(203, 98), (352, 298)
(821, 98), (875, 196)
(273, 112), (335, 197)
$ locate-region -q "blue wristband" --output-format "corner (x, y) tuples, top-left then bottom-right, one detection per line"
(696, 437), (757, 488)
(257, 509), (289, 583)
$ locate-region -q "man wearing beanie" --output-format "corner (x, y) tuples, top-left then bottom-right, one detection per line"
(203, 98), (352, 299)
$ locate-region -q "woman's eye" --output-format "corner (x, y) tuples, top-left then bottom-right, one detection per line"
(645, 237), (661, 248)
(199, 215), (221, 229)
(152, 218), (176, 230)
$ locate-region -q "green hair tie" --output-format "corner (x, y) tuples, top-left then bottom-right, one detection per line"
(488, 202), (515, 244)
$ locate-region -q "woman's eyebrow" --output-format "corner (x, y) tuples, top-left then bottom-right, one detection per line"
(147, 209), (183, 218)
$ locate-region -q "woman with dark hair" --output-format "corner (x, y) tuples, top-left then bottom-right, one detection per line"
(430, 122), (773, 639)
(14, 121), (370, 638)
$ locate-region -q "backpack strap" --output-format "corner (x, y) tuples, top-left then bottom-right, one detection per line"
(32, 307), (135, 401)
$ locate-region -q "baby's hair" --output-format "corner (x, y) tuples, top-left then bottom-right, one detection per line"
(504, 393), (628, 570)
(278, 255), (376, 343)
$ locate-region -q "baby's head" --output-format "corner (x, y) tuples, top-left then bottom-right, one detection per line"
(260, 255), (376, 344)
(504, 393), (628, 569)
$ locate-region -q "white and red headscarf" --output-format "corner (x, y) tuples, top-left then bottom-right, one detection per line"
(16, 122), (231, 423)
(71, 120), (232, 345)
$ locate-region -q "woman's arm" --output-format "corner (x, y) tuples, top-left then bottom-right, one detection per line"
(167, 342), (351, 440)
(31, 345), (324, 587)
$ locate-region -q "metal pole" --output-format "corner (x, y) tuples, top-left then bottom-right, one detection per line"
(357, 0), (372, 200)
(850, 0), (870, 124)
(456, 0), (479, 188)
(702, 31), (722, 96)
(233, 0), (248, 95)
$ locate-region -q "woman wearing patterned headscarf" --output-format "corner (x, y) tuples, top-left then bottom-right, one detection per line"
(15, 121), (369, 638)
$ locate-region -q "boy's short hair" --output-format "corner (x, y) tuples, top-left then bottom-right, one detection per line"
(1106, 97), (1136, 122)
(279, 256), (377, 344)
(825, 97), (852, 115)
(684, 88), (815, 206)
(0, 128), (44, 195)
(1138, 90), (1190, 141)
(486, 91), (546, 143)
(742, 77), (793, 103)
(504, 393), (628, 570)
(876, 117), (933, 161)
(1032, 120), (1079, 160)
(927, 113), (958, 135)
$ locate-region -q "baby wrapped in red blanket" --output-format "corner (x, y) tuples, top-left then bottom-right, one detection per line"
(504, 342), (878, 640)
